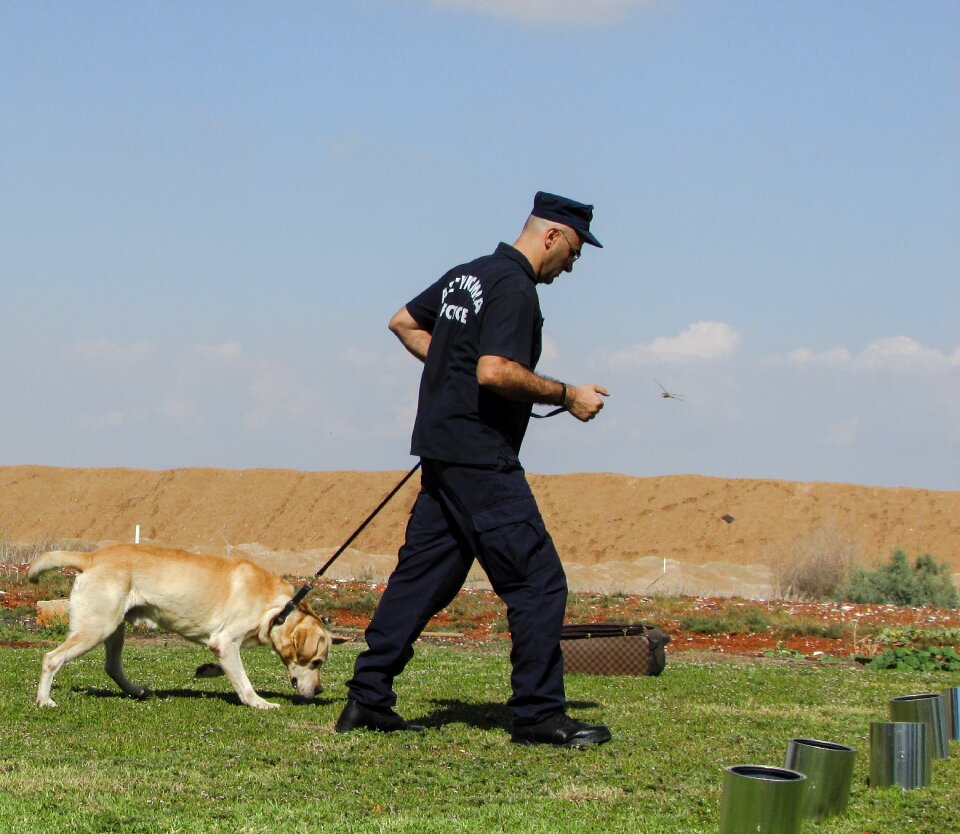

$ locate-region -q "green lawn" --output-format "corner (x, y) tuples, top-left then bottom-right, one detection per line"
(1, 640), (957, 833)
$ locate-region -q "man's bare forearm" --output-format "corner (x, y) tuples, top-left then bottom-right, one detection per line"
(476, 355), (563, 404)
(476, 355), (609, 422)
(389, 306), (432, 363)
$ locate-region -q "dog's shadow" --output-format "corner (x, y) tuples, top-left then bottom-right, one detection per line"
(73, 686), (340, 708)
(417, 699), (600, 730)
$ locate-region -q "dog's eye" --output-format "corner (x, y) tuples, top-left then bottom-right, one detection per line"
(310, 659), (323, 669)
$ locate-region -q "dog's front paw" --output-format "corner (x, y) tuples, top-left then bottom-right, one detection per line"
(36, 697), (57, 708)
(129, 686), (152, 700)
(249, 698), (281, 710)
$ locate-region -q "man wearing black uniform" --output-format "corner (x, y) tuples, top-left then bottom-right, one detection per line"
(335, 192), (611, 747)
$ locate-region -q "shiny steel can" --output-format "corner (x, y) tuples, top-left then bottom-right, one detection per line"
(784, 737), (857, 819)
(869, 721), (931, 789)
(718, 765), (807, 834)
(889, 693), (950, 760)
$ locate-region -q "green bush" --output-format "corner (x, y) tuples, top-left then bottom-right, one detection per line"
(874, 625), (960, 648)
(837, 549), (959, 609)
(867, 645), (960, 672)
(775, 619), (845, 640)
(678, 606), (772, 635)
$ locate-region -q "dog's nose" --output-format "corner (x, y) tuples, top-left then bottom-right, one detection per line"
(290, 677), (298, 689)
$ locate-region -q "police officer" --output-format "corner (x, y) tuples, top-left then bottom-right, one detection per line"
(335, 192), (611, 747)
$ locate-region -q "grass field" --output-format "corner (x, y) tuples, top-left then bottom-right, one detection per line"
(1, 635), (958, 834)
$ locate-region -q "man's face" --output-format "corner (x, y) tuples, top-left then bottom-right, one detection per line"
(540, 227), (582, 285)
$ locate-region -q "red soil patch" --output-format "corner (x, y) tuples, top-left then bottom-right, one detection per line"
(659, 597), (960, 658)
(0, 588), (39, 609)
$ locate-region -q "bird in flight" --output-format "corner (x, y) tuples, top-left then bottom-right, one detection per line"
(656, 380), (684, 401)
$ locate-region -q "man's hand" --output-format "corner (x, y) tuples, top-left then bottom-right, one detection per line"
(566, 384), (609, 422)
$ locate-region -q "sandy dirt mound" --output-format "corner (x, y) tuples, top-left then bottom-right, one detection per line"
(1, 466), (958, 597)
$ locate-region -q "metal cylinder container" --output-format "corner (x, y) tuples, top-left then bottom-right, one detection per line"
(944, 687), (960, 742)
(718, 765), (807, 834)
(784, 737), (857, 819)
(869, 721), (931, 789)
(889, 693), (950, 759)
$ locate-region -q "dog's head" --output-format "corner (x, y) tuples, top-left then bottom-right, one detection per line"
(270, 604), (346, 699)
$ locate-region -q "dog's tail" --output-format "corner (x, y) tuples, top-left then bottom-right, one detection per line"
(28, 550), (94, 583)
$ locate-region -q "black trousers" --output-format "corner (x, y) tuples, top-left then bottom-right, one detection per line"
(345, 456), (568, 725)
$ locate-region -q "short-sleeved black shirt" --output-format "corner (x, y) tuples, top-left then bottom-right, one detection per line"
(406, 243), (544, 464)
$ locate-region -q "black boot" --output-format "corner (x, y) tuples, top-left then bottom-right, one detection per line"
(510, 712), (611, 747)
(334, 699), (425, 733)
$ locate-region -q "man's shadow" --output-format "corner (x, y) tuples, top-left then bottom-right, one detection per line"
(417, 699), (600, 730)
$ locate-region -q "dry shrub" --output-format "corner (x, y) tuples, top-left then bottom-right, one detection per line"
(0, 532), (97, 571)
(767, 525), (859, 601)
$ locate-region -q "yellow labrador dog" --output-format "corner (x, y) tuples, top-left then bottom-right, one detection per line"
(29, 544), (342, 710)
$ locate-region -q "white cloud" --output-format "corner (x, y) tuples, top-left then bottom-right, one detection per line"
(610, 321), (742, 365)
(787, 336), (960, 372)
(858, 336), (954, 371)
(431, 0), (656, 25)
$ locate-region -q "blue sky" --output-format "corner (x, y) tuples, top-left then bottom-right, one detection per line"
(1, 1), (958, 489)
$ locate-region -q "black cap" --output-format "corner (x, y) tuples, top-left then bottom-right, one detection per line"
(530, 191), (603, 248)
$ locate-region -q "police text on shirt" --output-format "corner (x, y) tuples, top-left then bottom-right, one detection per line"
(440, 274), (484, 324)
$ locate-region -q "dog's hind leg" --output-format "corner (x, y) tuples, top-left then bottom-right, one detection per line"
(104, 625), (151, 700)
(37, 627), (116, 708)
(36, 573), (128, 707)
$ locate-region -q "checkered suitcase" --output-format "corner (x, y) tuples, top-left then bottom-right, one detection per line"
(560, 623), (670, 677)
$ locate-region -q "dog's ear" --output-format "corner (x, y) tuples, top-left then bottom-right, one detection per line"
(293, 623), (323, 662)
(292, 624), (307, 656)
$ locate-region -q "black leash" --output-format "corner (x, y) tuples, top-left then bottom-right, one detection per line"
(271, 402), (565, 627)
(531, 380), (571, 420)
(271, 462), (422, 627)
(530, 406), (565, 419)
